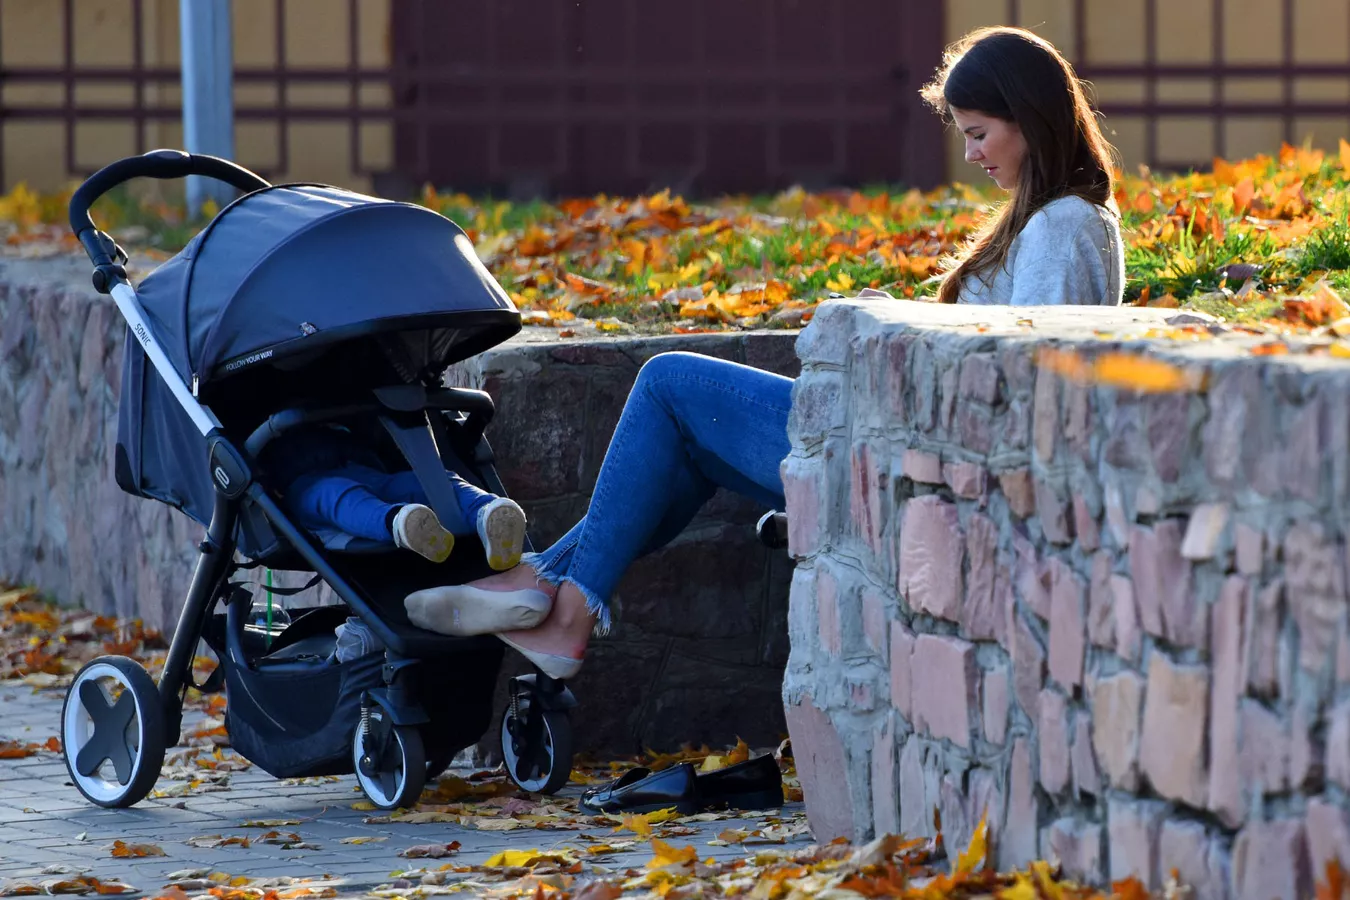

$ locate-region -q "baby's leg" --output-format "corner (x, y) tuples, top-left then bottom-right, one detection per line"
(285, 471), (398, 542)
(380, 469), (526, 570)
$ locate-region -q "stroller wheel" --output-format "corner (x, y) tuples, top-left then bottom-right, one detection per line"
(61, 656), (167, 808)
(501, 704), (573, 794)
(352, 706), (425, 810)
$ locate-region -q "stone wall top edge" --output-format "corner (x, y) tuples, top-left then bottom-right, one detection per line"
(820, 298), (1350, 374)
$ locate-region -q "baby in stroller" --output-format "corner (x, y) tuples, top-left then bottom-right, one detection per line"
(261, 421), (528, 569)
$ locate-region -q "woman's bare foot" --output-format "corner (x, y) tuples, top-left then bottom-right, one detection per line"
(496, 582), (595, 662)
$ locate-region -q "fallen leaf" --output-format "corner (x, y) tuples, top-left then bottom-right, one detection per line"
(109, 840), (166, 858)
(398, 842), (461, 859)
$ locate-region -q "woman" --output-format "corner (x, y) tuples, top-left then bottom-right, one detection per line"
(404, 26), (1126, 677)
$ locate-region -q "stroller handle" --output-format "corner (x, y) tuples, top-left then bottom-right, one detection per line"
(69, 149), (271, 263)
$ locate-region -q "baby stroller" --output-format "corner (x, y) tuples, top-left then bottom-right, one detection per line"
(60, 150), (577, 810)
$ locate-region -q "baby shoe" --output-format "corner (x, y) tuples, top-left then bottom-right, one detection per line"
(477, 497), (527, 571)
(392, 503), (455, 563)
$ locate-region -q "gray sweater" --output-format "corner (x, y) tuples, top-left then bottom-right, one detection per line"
(956, 195), (1125, 306)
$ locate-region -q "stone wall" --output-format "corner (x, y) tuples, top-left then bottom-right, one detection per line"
(0, 255), (797, 755)
(782, 299), (1350, 898)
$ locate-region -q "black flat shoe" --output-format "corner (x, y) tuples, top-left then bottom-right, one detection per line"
(696, 754), (784, 810)
(579, 763), (699, 815)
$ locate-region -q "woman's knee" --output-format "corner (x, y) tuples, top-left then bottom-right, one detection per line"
(636, 351), (737, 390)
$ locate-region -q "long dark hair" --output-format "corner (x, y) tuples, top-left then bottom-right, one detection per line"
(921, 27), (1117, 303)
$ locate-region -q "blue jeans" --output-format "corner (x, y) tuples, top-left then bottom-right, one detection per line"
(525, 352), (792, 633)
(286, 464), (494, 543)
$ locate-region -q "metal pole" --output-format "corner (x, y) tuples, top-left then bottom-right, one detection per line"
(180, 0), (235, 218)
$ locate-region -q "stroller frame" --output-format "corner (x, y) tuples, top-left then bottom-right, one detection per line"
(60, 150), (577, 810)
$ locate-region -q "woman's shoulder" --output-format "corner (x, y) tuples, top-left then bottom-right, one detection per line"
(1013, 196), (1116, 254)
(1027, 195), (1114, 232)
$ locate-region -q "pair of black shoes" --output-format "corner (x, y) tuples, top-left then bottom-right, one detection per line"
(579, 754), (784, 815)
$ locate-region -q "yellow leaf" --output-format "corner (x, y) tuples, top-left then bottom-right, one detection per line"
(955, 815), (988, 874)
(1091, 353), (1201, 393)
(615, 813), (654, 837)
(646, 838), (698, 870)
(998, 873), (1041, 900)
(1332, 341), (1350, 359)
(824, 272), (854, 293)
(483, 848), (543, 868)
(350, 801), (377, 811)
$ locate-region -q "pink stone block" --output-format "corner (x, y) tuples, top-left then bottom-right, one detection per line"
(861, 586), (888, 657)
(1033, 366), (1059, 464)
(983, 665), (1010, 745)
(782, 456), (822, 557)
(999, 468), (1036, 519)
(1159, 819), (1231, 900)
(1037, 688), (1072, 795)
(872, 718), (899, 837)
(962, 512), (1002, 641)
(1034, 476), (1074, 544)
(1043, 818), (1103, 884)
(1047, 559), (1087, 691)
(1243, 580), (1284, 698)
(1181, 502), (1230, 561)
(1328, 700), (1350, 791)
(784, 694), (854, 842)
(897, 736), (933, 839)
(1015, 535), (1052, 619)
(897, 496), (964, 622)
(1108, 799), (1167, 887)
(1239, 699), (1289, 796)
(1073, 495), (1101, 552)
(1140, 654), (1209, 808)
(1306, 798), (1350, 889)
(901, 448), (943, 484)
(1113, 574), (1142, 663)
(999, 736), (1039, 870)
(1071, 713), (1100, 797)
(1011, 612), (1047, 720)
(911, 634), (977, 748)
(943, 460), (987, 500)
(1105, 482), (1130, 548)
(849, 441), (888, 556)
(1234, 522), (1264, 577)
(1129, 519), (1198, 644)
(965, 767), (1005, 851)
(817, 565), (841, 657)
(1086, 551), (1116, 649)
(889, 621), (917, 720)
(1231, 819), (1311, 900)
(1209, 575), (1248, 829)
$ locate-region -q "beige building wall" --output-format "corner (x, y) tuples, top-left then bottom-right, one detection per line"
(5, 1), (1349, 193)
(0, 0), (391, 194)
(944, 0), (1350, 181)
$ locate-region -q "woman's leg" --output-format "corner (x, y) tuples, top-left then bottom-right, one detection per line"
(453, 351), (792, 659)
(285, 469), (397, 543)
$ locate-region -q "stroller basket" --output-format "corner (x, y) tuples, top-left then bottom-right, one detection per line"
(57, 150), (579, 813)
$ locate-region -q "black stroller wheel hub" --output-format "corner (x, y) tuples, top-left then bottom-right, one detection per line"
(73, 681), (137, 782)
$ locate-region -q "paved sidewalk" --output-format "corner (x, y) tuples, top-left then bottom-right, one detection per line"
(0, 683), (810, 897)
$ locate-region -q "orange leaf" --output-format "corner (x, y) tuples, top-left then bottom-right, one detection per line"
(110, 839), (167, 858)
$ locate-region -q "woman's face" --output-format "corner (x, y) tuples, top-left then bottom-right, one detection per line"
(950, 107), (1028, 191)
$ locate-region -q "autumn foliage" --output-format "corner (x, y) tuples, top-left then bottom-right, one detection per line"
(7, 144), (1350, 338)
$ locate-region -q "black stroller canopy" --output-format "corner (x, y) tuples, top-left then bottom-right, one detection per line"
(134, 185), (519, 391)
